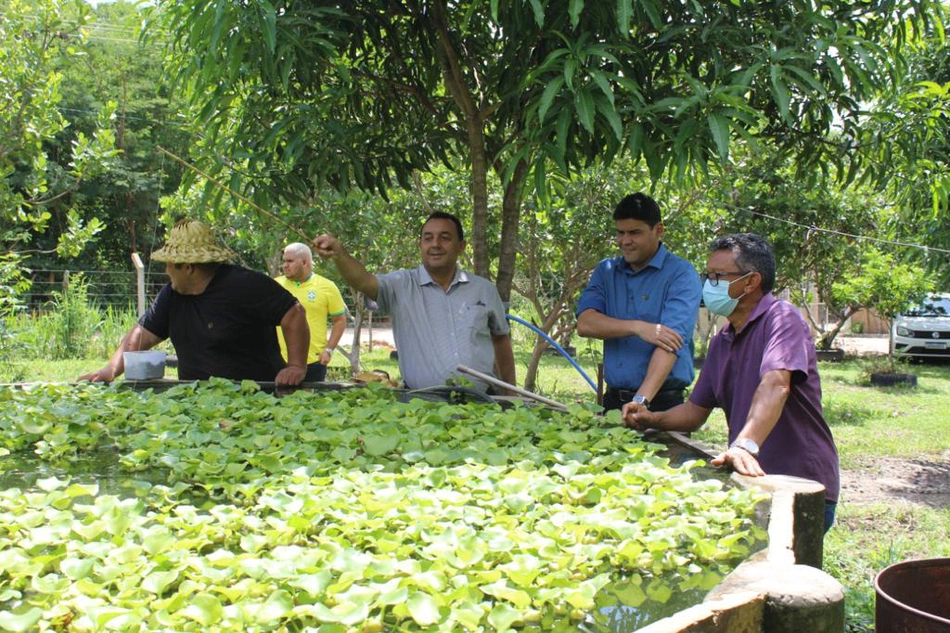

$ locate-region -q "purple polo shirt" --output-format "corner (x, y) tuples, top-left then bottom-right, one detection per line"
(690, 294), (839, 502)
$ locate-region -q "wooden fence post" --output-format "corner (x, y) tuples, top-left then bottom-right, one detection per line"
(131, 253), (145, 317)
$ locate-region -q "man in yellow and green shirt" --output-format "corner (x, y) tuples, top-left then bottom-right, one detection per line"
(275, 242), (347, 382)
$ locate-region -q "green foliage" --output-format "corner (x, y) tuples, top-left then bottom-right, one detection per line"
(1, 282), (138, 362)
(0, 0), (119, 248)
(832, 248), (932, 369)
(38, 275), (103, 360)
(0, 253), (33, 380)
(0, 380), (765, 631)
(3, 0), (194, 297)
(836, 250), (933, 322)
(825, 503), (950, 633)
(4, 352), (949, 631)
(858, 5), (950, 287)
(856, 355), (915, 383)
(832, 248), (933, 320)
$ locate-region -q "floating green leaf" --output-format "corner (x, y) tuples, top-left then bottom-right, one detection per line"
(0, 607), (44, 632)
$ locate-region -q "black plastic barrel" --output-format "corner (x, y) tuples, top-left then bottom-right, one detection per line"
(875, 557), (950, 632)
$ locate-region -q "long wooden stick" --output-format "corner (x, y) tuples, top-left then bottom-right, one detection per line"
(156, 146), (311, 242)
(455, 364), (716, 458)
(456, 364), (569, 411)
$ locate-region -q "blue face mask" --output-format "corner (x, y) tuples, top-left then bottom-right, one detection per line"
(702, 273), (751, 317)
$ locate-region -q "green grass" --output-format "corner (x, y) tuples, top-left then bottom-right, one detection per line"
(820, 359), (950, 465)
(825, 502), (950, 632)
(3, 347), (948, 632)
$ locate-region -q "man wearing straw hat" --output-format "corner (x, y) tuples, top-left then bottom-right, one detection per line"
(79, 219), (310, 386)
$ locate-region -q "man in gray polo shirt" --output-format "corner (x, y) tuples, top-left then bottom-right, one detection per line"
(313, 212), (516, 392)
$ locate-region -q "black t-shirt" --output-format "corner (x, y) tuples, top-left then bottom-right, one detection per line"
(140, 264), (298, 381)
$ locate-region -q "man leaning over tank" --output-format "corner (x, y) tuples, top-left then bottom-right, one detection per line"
(79, 219), (309, 386)
(622, 233), (840, 532)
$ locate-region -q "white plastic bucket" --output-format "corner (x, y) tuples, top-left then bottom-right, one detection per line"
(123, 350), (167, 380)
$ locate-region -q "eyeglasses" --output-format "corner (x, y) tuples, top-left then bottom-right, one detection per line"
(701, 271), (749, 287)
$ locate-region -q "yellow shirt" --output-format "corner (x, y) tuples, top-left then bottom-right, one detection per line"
(275, 273), (347, 364)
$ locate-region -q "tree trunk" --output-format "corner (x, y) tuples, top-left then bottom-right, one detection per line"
(524, 337), (548, 392)
(346, 293), (365, 375)
(495, 161), (528, 302)
(468, 121), (491, 278)
(428, 0), (493, 279)
(522, 306), (566, 392)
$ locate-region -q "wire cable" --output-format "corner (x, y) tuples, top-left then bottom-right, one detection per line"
(741, 208), (950, 255)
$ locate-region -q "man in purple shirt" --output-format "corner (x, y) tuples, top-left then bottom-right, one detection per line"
(622, 233), (840, 532)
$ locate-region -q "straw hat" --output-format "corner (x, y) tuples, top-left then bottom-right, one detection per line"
(151, 220), (236, 264)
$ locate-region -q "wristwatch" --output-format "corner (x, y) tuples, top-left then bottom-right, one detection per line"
(325, 347), (335, 356)
(730, 438), (760, 457)
(631, 394), (651, 409)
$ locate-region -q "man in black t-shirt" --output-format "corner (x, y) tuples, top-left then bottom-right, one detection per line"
(79, 220), (309, 386)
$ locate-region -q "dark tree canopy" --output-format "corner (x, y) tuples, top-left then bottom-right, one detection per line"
(154, 0), (942, 298)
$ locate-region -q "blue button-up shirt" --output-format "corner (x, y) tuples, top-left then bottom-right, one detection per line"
(576, 244), (701, 391)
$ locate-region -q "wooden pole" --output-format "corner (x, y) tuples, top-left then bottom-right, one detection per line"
(131, 253), (145, 317)
(368, 309), (374, 350)
(456, 364), (569, 411)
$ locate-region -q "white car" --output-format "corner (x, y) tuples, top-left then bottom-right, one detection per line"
(891, 293), (950, 359)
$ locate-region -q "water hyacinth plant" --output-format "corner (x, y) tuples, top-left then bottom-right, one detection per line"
(0, 380), (765, 631)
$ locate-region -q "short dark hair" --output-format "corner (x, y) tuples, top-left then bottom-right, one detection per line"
(422, 211), (465, 242)
(708, 233), (776, 293)
(613, 193), (662, 226)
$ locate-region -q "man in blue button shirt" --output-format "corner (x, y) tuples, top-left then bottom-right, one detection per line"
(576, 193), (702, 412)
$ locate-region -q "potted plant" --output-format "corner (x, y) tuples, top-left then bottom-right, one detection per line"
(831, 248), (932, 386)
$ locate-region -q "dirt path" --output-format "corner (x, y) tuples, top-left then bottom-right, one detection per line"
(840, 453), (950, 509)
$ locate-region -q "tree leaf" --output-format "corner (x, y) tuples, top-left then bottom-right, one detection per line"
(0, 608), (44, 632)
(538, 77), (565, 123)
(180, 592), (223, 626)
(770, 65), (791, 122)
(529, 0), (545, 27)
(616, 0), (632, 36)
(575, 89), (596, 134)
(362, 434), (399, 457)
(142, 570), (179, 595)
(707, 112), (730, 161)
(569, 0), (585, 28)
(488, 602), (521, 630)
(636, 0), (663, 29)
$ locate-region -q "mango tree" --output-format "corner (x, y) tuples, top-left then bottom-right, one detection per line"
(151, 0), (939, 301)
(858, 3), (950, 288)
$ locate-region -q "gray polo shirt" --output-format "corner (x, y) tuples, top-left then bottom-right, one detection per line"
(375, 266), (510, 390)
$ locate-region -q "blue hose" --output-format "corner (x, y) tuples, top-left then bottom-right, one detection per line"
(505, 314), (598, 392)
